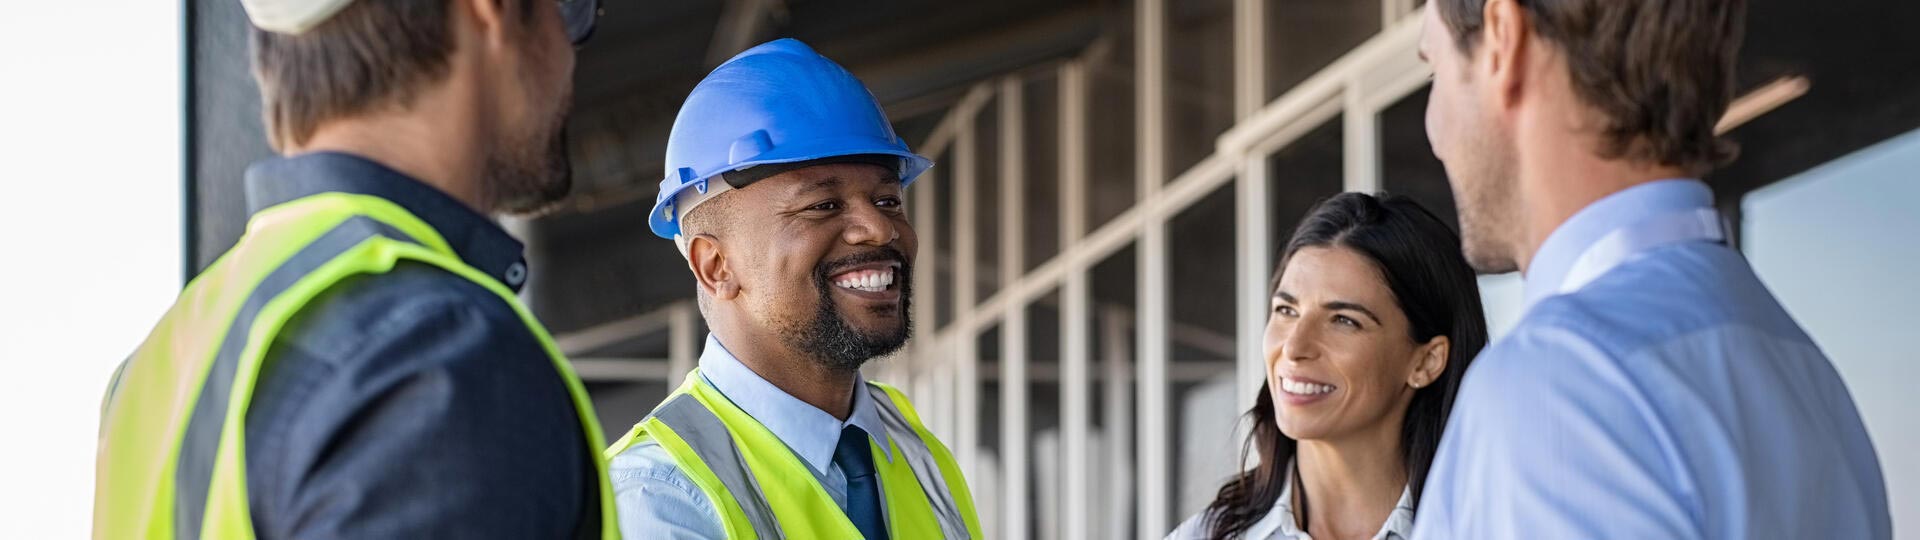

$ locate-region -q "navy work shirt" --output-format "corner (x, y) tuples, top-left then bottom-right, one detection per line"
(237, 153), (598, 538)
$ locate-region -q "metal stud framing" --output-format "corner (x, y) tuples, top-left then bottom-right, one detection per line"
(903, 13), (1433, 538)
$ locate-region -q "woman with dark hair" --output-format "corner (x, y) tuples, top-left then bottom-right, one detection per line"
(1167, 192), (1489, 540)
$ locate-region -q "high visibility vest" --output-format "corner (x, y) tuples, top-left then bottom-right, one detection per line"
(93, 192), (619, 539)
(606, 373), (982, 539)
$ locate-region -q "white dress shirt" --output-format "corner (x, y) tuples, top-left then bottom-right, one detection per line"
(1166, 459), (1413, 540)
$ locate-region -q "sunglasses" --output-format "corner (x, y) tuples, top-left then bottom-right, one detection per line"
(559, 0), (603, 46)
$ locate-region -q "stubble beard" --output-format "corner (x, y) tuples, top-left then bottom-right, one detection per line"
(486, 80), (574, 217)
(1452, 117), (1523, 275)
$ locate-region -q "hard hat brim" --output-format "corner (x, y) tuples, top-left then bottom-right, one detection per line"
(648, 142), (932, 239)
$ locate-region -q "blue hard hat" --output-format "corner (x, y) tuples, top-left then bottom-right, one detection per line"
(649, 38), (933, 240)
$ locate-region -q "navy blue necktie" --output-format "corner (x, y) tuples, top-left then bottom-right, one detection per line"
(833, 426), (888, 540)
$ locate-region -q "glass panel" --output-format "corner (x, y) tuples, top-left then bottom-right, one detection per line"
(1165, 0), (1236, 180)
(1380, 84), (1459, 231)
(1087, 10), (1138, 234)
(931, 154), (957, 330)
(1025, 73), (1063, 272)
(1087, 243), (1138, 539)
(1167, 184), (1241, 524)
(1025, 290), (1062, 538)
(1745, 128), (1920, 530)
(1264, 0), (1380, 102)
(975, 323), (1004, 539)
(975, 96), (1003, 304)
(1266, 118), (1345, 270)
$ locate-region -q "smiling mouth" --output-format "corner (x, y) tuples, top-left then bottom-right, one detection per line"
(829, 264), (899, 293)
(1279, 376), (1336, 396)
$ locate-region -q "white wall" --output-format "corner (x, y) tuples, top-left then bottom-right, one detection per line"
(0, 2), (183, 537)
(1745, 126), (1920, 537)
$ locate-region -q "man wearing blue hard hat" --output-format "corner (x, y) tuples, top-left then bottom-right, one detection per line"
(605, 38), (982, 539)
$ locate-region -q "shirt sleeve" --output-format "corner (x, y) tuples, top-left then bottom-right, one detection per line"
(244, 266), (594, 539)
(1412, 322), (1696, 539)
(608, 440), (728, 539)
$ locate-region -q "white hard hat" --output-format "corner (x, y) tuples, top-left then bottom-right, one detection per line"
(241, 0), (358, 35)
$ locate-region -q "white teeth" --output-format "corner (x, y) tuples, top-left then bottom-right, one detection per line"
(1281, 377), (1334, 396)
(834, 268), (895, 293)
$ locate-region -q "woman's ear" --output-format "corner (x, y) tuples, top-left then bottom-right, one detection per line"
(687, 234), (739, 301)
(1409, 335), (1450, 389)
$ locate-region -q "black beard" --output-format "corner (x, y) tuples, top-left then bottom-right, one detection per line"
(784, 247), (914, 373)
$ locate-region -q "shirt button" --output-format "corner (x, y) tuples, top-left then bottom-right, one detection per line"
(505, 261), (528, 287)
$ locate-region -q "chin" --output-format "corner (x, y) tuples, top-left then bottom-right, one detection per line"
(1275, 422), (1325, 442)
(850, 320), (907, 342)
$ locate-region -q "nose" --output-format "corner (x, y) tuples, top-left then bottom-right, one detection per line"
(1267, 317), (1321, 368)
(842, 202), (899, 247)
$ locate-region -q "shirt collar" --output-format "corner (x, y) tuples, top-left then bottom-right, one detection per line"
(1262, 459), (1416, 540)
(1521, 179), (1714, 311)
(243, 152), (531, 293)
(695, 334), (895, 473)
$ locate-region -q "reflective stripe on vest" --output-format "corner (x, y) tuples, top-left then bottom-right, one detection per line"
(95, 193), (619, 539)
(607, 374), (982, 539)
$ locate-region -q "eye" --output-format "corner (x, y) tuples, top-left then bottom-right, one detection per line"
(1274, 304), (1299, 318)
(875, 196), (904, 209)
(1333, 314), (1362, 329)
(807, 200), (843, 212)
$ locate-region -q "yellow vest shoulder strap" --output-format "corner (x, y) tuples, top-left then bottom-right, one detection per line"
(98, 193), (617, 540)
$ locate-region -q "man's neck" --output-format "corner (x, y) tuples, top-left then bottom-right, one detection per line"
(287, 89), (491, 214)
(1294, 418), (1407, 540)
(713, 319), (861, 420)
(1511, 143), (1690, 275)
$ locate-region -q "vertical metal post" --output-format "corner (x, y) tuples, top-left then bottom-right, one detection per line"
(1383, 0), (1415, 25)
(1233, 0), (1272, 415)
(953, 97), (981, 483)
(1343, 91), (1381, 194)
(1135, 0), (1171, 536)
(1101, 306), (1136, 539)
(1139, 0), (1168, 194)
(911, 155), (943, 434)
(1058, 59), (1093, 540)
(1136, 224), (1170, 540)
(1234, 0), (1267, 120)
(997, 76), (1031, 540)
(1235, 156), (1271, 410)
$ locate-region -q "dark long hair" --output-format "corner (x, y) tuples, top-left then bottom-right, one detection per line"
(1201, 192), (1489, 539)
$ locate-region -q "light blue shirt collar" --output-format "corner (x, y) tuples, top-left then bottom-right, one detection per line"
(1522, 179), (1715, 311)
(695, 334), (895, 473)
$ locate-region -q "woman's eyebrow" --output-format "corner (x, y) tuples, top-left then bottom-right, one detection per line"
(1322, 301), (1383, 325)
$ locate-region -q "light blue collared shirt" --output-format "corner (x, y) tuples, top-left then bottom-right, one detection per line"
(608, 334), (894, 539)
(1413, 180), (1891, 539)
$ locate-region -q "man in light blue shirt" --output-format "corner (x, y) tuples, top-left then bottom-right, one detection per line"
(1413, 1), (1890, 538)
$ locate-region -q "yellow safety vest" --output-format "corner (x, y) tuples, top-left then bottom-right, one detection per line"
(93, 192), (619, 539)
(606, 373), (982, 539)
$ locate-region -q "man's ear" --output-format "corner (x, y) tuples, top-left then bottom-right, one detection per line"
(454, 0), (512, 51)
(1481, 0), (1533, 110)
(687, 234), (739, 301)
(1409, 335), (1450, 389)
